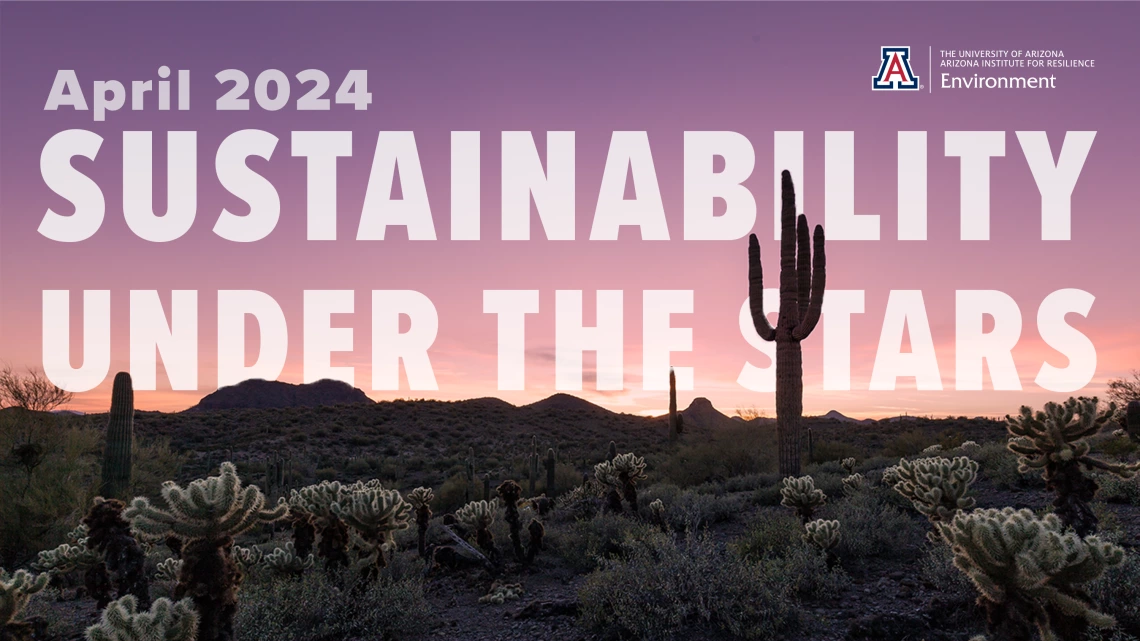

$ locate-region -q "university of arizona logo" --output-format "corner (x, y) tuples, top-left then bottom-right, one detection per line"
(872, 46), (920, 90)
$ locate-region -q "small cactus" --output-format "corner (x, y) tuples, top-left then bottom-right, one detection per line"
(594, 452), (648, 512)
(496, 480), (526, 562)
(840, 457), (857, 475)
(1007, 396), (1140, 536)
(935, 507), (1123, 641)
(803, 519), (840, 552)
(34, 539), (101, 575)
(478, 582), (524, 605)
(456, 499), (499, 557)
(881, 465), (901, 487)
(780, 475), (826, 523)
(155, 558), (182, 584)
(893, 456), (978, 528)
(261, 542), (314, 577)
(921, 444), (943, 455)
(1, 569), (50, 639)
(85, 595), (198, 641)
(331, 486), (411, 575)
(841, 473), (867, 496)
(407, 487), (435, 559)
(231, 545), (263, 571)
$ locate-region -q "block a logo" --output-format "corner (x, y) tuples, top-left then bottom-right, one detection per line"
(872, 46), (920, 90)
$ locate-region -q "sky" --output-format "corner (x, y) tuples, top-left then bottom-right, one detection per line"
(1, 2), (1137, 419)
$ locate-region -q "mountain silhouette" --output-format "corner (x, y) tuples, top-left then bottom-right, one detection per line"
(186, 379), (373, 412)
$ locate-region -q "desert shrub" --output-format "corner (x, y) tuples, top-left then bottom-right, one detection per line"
(919, 542), (974, 607)
(578, 531), (798, 640)
(819, 491), (925, 561)
(810, 440), (863, 464)
(759, 543), (850, 601)
(548, 512), (660, 573)
(722, 472), (780, 493)
(1088, 550), (1140, 636)
(235, 565), (430, 640)
(1097, 474), (1140, 505)
(884, 429), (940, 457)
(434, 472), (489, 513)
(753, 483), (783, 507)
(733, 511), (804, 562)
(129, 436), (186, 499)
(972, 441), (1036, 489)
(538, 462), (582, 498)
(655, 426), (776, 487)
(0, 414), (100, 566)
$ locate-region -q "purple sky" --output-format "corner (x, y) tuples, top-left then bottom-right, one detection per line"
(1, 2), (1137, 417)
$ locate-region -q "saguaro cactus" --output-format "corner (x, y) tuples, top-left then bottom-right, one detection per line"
(124, 462), (287, 641)
(85, 595), (198, 641)
(100, 372), (135, 499)
(544, 448), (557, 496)
(935, 507), (1123, 641)
(668, 368), (684, 441)
(747, 170), (826, 476)
(1006, 397), (1140, 536)
(529, 437), (539, 496)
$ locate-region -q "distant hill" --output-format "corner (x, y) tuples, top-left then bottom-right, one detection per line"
(680, 397), (738, 430)
(186, 379), (373, 412)
(525, 393), (611, 414)
(818, 410), (871, 424)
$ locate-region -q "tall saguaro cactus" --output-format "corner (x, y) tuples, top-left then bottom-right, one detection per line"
(668, 368), (684, 441)
(100, 372), (135, 499)
(748, 170), (826, 476)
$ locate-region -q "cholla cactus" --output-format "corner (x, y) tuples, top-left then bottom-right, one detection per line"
(881, 465), (901, 487)
(935, 507), (1123, 641)
(407, 487), (435, 559)
(85, 595), (198, 641)
(594, 452), (648, 512)
(82, 497), (150, 610)
(840, 458), (857, 475)
(803, 519), (840, 552)
(331, 487), (411, 574)
(231, 545), (263, 571)
(1, 569), (50, 639)
(780, 475), (826, 523)
(1007, 397), (1140, 536)
(958, 440), (980, 452)
(842, 473), (867, 496)
(922, 444), (943, 455)
(155, 558), (182, 584)
(126, 462), (286, 544)
(261, 542), (314, 577)
(893, 456), (978, 529)
(34, 539), (101, 575)
(123, 462), (286, 641)
(496, 480), (526, 562)
(456, 499), (499, 556)
(648, 498), (667, 531)
(290, 481), (353, 570)
(478, 582), (523, 605)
